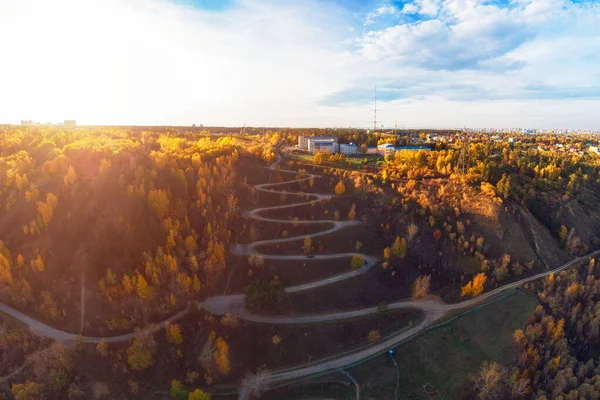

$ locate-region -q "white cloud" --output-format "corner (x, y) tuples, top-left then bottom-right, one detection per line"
(364, 4), (400, 26)
(0, 0), (598, 129)
(357, 0), (562, 68)
(0, 0), (353, 125)
(401, 3), (419, 14)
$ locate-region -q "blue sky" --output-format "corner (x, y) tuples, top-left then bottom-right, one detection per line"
(174, 0), (234, 11)
(1, 0), (599, 128)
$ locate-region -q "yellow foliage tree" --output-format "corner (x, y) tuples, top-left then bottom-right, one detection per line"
(46, 192), (58, 208)
(368, 330), (381, 342)
(166, 323), (183, 345)
(188, 389), (211, 400)
(350, 254), (365, 270)
(34, 255), (44, 272)
(303, 236), (312, 254)
(383, 247), (391, 260)
(36, 201), (53, 226)
(96, 340), (108, 357)
(148, 189), (170, 219)
(127, 338), (154, 371)
(122, 274), (134, 294)
(348, 203), (356, 220)
(184, 235), (197, 254)
(334, 181), (346, 196)
(136, 273), (151, 300)
(0, 253), (13, 284)
(193, 275), (201, 293)
(63, 165), (77, 186)
(392, 236), (407, 258)
(214, 337), (230, 376)
(461, 273), (487, 297)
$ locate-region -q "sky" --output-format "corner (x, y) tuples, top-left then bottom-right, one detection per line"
(0, 0), (599, 129)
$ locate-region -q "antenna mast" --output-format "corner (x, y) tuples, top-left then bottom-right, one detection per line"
(373, 85), (377, 133)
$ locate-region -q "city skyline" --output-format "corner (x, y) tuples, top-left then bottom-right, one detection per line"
(1, 0), (599, 128)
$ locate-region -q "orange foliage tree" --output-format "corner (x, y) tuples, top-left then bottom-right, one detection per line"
(461, 273), (487, 297)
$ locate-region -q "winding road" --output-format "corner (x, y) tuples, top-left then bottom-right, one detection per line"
(0, 151), (599, 390)
(201, 152), (600, 386)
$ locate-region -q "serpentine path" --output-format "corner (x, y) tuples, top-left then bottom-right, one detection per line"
(203, 153), (377, 315)
(0, 152), (599, 389)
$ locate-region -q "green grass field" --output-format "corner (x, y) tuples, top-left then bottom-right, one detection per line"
(284, 151), (383, 169)
(263, 290), (537, 400)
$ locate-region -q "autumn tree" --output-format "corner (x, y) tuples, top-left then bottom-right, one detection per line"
(350, 254), (365, 270)
(559, 225), (568, 243)
(188, 389), (211, 400)
(12, 381), (44, 400)
(334, 180), (346, 196)
(248, 254), (264, 270)
(214, 337), (230, 376)
(63, 165), (77, 186)
(348, 203), (356, 220)
(148, 188), (170, 219)
(33, 255), (44, 272)
(96, 340), (108, 357)
(461, 273), (487, 297)
(391, 236), (407, 258)
(136, 273), (151, 300)
(383, 247), (391, 260)
(412, 275), (431, 299)
(30, 343), (73, 393)
(184, 235), (197, 254)
(0, 246), (13, 284)
(37, 193), (58, 226)
(368, 330), (381, 342)
(303, 236), (312, 254)
(313, 152), (323, 164)
(170, 380), (188, 400)
(166, 323), (183, 345)
(127, 331), (155, 371)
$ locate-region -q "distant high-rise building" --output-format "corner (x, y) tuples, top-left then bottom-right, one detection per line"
(21, 120), (34, 126)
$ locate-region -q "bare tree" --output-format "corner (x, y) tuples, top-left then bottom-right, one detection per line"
(472, 361), (505, 399)
(407, 223), (419, 243)
(411, 275), (431, 299)
(238, 368), (271, 400)
(248, 255), (264, 269)
(199, 335), (216, 369)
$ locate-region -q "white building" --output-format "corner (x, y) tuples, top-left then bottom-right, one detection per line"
(589, 146), (599, 155)
(299, 136), (337, 151)
(298, 136), (309, 149)
(377, 143), (395, 156)
(340, 143), (359, 155)
(307, 138), (339, 154)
